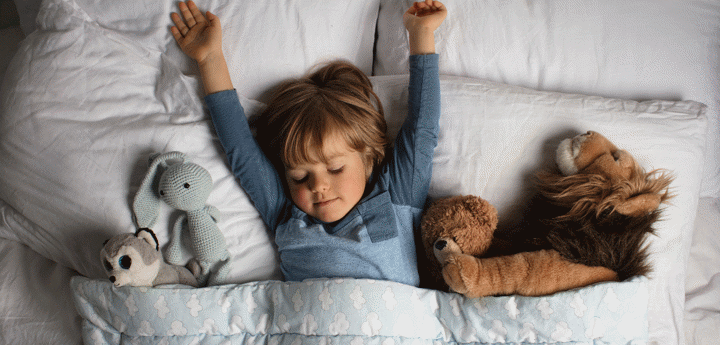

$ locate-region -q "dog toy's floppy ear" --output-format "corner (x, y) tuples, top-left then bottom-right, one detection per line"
(133, 151), (188, 229)
(136, 228), (160, 250)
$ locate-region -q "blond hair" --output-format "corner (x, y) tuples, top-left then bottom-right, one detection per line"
(256, 61), (388, 172)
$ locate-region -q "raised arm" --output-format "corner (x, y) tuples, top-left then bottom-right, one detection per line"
(386, 2), (446, 208)
(171, 1), (288, 229)
(171, 1), (233, 94)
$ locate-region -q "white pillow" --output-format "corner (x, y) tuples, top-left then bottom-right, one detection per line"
(371, 75), (707, 345)
(374, 0), (720, 198)
(34, 0), (379, 102)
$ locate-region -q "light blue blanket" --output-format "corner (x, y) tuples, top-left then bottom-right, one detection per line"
(72, 276), (648, 344)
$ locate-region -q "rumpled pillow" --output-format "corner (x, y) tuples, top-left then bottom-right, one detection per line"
(374, 0), (720, 199)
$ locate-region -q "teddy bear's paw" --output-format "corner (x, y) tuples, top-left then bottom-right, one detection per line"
(441, 261), (469, 295)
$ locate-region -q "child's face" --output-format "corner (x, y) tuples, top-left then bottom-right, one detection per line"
(285, 135), (371, 223)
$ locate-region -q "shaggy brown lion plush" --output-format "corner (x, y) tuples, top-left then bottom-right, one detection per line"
(421, 131), (673, 298)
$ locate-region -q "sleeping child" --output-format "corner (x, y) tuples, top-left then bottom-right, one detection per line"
(170, 0), (447, 286)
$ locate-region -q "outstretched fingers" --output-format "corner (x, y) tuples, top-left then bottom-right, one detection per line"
(186, 1), (208, 25)
(171, 1), (209, 39)
(179, 1), (197, 28)
(171, 12), (188, 39)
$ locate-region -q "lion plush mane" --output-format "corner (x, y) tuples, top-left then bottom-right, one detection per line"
(534, 137), (673, 280)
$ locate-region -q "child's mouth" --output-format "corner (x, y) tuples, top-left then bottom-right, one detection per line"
(315, 198), (338, 207)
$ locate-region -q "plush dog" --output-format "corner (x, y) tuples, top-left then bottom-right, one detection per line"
(101, 228), (199, 287)
(422, 131), (672, 298)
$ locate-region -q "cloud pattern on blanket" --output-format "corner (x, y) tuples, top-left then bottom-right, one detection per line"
(72, 277), (648, 344)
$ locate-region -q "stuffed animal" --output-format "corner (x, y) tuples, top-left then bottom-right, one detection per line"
(420, 195), (618, 298)
(101, 228), (199, 287)
(421, 131), (672, 298)
(133, 151), (232, 286)
(537, 130), (673, 279)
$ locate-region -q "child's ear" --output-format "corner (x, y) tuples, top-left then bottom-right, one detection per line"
(365, 162), (373, 180)
(362, 149), (375, 179)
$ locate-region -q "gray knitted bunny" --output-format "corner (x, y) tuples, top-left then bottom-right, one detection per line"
(133, 151), (231, 286)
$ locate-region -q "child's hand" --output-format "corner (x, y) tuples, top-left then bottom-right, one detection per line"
(403, 0), (447, 35)
(171, 1), (223, 65)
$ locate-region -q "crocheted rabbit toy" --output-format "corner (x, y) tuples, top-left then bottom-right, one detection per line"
(133, 151), (231, 286)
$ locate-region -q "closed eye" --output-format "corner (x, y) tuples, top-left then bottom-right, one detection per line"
(328, 166), (344, 174)
(291, 175), (308, 184)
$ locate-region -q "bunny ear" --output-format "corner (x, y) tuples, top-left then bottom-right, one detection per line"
(132, 151), (188, 228)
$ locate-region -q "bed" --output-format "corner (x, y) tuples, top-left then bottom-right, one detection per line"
(0, 0), (718, 344)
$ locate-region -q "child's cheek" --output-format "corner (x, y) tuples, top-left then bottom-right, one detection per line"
(290, 185), (313, 211)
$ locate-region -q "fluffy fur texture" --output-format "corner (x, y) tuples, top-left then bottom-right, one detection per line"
(534, 131), (673, 280)
(421, 195), (618, 298)
(418, 195), (499, 291)
(420, 131), (671, 298)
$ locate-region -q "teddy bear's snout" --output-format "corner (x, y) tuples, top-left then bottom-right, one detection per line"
(109, 276), (116, 283)
(434, 240), (447, 250)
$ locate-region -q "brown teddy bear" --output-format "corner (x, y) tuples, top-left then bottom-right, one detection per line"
(420, 131), (673, 298)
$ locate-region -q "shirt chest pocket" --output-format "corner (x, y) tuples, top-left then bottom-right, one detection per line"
(357, 191), (398, 243)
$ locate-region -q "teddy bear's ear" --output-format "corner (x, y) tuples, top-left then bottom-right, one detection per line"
(136, 228), (160, 251)
(615, 193), (662, 216)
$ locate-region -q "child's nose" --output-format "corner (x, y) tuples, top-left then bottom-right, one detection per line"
(310, 175), (330, 193)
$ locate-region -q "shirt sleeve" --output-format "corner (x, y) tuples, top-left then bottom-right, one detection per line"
(385, 54), (441, 209)
(204, 90), (288, 230)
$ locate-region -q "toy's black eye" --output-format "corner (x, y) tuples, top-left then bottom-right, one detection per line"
(104, 259), (113, 271)
(184, 183), (190, 189)
(159, 190), (165, 196)
(119, 256), (132, 270)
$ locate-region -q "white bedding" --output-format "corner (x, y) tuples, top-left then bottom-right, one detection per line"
(684, 197), (720, 344)
(0, 237), (80, 344)
(1, 0), (719, 344)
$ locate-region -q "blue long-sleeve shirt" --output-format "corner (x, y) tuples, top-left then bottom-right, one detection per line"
(205, 54), (440, 286)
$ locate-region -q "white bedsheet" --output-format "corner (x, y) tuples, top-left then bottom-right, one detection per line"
(684, 197), (720, 344)
(0, 22), (82, 345)
(0, 237), (80, 344)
